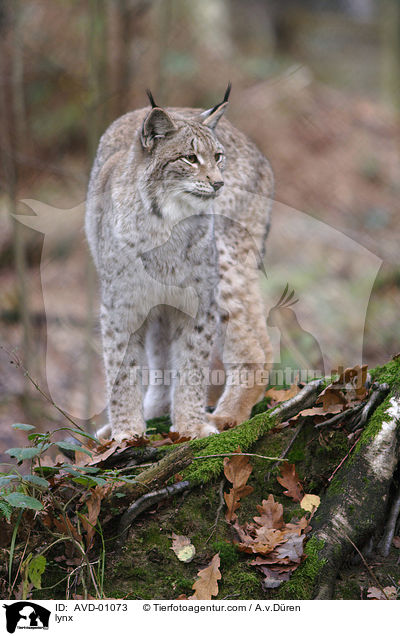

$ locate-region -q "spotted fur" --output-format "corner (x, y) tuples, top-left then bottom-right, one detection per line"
(86, 95), (273, 441)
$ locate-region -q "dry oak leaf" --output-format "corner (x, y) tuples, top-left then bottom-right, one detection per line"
(253, 495), (285, 529)
(170, 533), (196, 563)
(224, 448), (253, 488)
(277, 463), (303, 502)
(316, 386), (348, 410)
(284, 516), (311, 536)
(275, 534), (305, 563)
(260, 566), (292, 590)
(224, 485), (253, 522)
(251, 528), (288, 553)
(367, 586), (397, 600)
(290, 404), (344, 421)
(337, 364), (368, 399)
(189, 554), (221, 600)
(265, 384), (300, 404)
(223, 448), (254, 522)
(300, 494), (321, 513)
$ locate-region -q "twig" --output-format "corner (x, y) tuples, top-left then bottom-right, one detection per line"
(117, 480), (191, 546)
(273, 379), (324, 421)
(315, 404), (363, 429)
(342, 531), (389, 600)
(2, 346), (84, 431)
(265, 422), (305, 482)
(194, 452), (287, 462)
(352, 383), (390, 432)
(327, 436), (360, 482)
(205, 479), (226, 544)
(378, 484), (400, 557)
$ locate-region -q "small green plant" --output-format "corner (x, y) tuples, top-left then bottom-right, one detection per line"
(0, 420), (140, 600)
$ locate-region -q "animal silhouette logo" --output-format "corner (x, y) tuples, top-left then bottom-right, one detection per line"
(3, 602), (50, 633)
(267, 283), (325, 375)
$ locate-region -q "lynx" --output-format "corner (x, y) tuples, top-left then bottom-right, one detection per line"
(85, 86), (273, 442)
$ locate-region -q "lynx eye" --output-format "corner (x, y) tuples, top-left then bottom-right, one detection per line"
(215, 152), (223, 162)
(185, 154), (198, 164)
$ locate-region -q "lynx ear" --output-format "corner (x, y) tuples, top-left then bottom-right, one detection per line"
(141, 107), (176, 150)
(199, 82), (231, 130)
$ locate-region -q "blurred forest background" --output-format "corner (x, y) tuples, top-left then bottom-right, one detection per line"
(0, 0), (399, 459)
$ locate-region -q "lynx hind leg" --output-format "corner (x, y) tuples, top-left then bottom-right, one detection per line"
(170, 310), (219, 439)
(143, 314), (172, 420)
(209, 269), (273, 431)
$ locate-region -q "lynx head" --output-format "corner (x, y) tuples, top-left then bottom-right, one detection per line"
(139, 85), (231, 218)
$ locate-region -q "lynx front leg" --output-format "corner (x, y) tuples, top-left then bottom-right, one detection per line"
(101, 305), (146, 443)
(209, 270), (273, 430)
(170, 312), (219, 439)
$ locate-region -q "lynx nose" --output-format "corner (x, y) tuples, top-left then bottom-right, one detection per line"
(212, 181), (224, 192)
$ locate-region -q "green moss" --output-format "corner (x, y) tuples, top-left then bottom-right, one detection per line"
(278, 537), (326, 600)
(287, 448), (306, 462)
(211, 541), (239, 568)
(370, 359), (400, 389)
(184, 410), (278, 485)
(327, 476), (344, 495)
(354, 396), (392, 454)
(250, 397), (270, 416)
(219, 563), (261, 599)
(336, 579), (361, 600)
(172, 576), (194, 595)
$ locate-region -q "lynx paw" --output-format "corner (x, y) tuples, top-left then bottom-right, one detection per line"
(170, 420), (218, 439)
(207, 409), (250, 432)
(102, 425), (146, 444)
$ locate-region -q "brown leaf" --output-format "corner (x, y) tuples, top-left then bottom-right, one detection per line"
(290, 404), (344, 421)
(224, 485), (253, 522)
(252, 527), (287, 552)
(265, 384), (299, 404)
(224, 449), (253, 489)
(316, 386), (348, 410)
(250, 555), (284, 566)
(223, 448), (254, 522)
(170, 533), (196, 562)
(168, 432), (192, 444)
(189, 554), (221, 600)
(259, 566), (291, 589)
(284, 516), (311, 536)
(367, 586), (397, 600)
(80, 487), (103, 550)
(53, 514), (82, 543)
(277, 463), (303, 502)
(253, 495), (285, 529)
(275, 534), (304, 563)
(87, 442), (122, 466)
(337, 364), (368, 399)
(392, 536), (400, 549)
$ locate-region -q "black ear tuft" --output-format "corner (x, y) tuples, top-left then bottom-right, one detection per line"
(223, 81), (232, 104)
(199, 82), (232, 130)
(145, 89), (159, 109)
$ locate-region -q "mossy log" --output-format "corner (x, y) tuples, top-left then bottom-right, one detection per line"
(94, 361), (400, 600)
(32, 361), (400, 600)
(279, 360), (400, 600)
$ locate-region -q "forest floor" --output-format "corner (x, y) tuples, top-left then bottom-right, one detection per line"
(0, 77), (399, 459)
